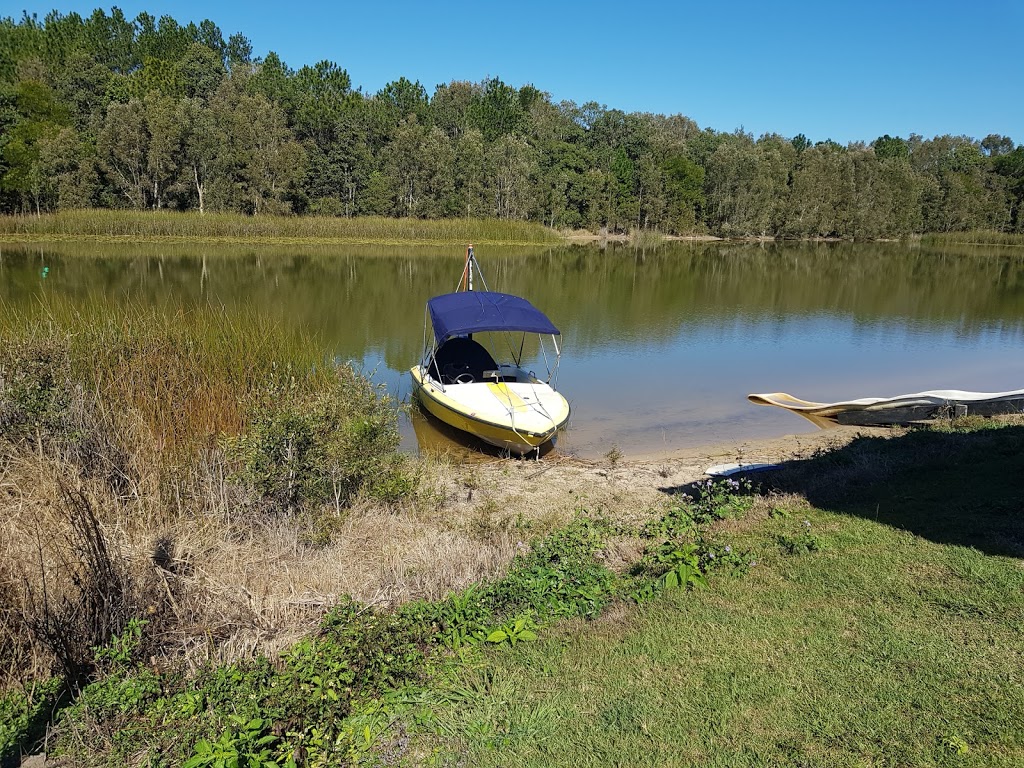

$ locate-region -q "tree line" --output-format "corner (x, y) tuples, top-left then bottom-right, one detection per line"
(2, 8), (1023, 237)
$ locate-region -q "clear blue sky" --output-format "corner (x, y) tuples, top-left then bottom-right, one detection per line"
(9, 0), (1023, 145)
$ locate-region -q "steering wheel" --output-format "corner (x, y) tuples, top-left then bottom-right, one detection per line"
(454, 373), (475, 384)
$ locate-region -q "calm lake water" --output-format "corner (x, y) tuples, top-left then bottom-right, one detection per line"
(3, 240), (1023, 459)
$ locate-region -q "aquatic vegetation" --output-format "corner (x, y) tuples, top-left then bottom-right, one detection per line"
(0, 210), (561, 246)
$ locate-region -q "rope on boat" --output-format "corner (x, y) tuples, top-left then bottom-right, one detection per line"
(492, 380), (534, 453)
(487, 373), (558, 455)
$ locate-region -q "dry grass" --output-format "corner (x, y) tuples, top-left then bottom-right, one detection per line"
(0, 419), (687, 683)
(0, 301), (417, 681)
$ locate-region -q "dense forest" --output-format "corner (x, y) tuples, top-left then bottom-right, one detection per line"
(1, 8), (1023, 237)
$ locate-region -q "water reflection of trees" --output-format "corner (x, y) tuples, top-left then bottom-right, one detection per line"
(2, 242), (1023, 372)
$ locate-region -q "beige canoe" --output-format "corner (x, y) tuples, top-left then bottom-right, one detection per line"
(748, 388), (1024, 427)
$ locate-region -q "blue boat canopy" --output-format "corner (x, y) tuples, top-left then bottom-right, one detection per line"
(428, 291), (560, 344)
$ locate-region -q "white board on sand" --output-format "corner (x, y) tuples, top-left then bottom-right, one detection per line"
(705, 462), (781, 477)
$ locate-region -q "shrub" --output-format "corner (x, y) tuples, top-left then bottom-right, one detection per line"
(20, 487), (141, 684)
(222, 364), (404, 512)
(0, 340), (130, 488)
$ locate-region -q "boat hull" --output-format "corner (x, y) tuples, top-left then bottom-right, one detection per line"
(748, 388), (1024, 427)
(411, 366), (569, 455)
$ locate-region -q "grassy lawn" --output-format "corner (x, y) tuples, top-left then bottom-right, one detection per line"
(416, 421), (1024, 767)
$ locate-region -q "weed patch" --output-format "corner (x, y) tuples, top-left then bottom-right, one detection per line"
(11, 477), (762, 764)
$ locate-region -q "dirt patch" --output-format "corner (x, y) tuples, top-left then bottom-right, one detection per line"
(428, 423), (884, 532)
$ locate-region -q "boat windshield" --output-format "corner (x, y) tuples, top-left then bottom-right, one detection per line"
(429, 337), (499, 384)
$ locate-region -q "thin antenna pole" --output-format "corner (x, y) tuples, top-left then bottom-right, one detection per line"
(458, 244), (471, 292)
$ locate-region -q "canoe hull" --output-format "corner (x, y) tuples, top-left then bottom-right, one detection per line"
(411, 366), (569, 455)
(748, 388), (1024, 427)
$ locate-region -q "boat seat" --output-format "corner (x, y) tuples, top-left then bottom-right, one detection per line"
(431, 337), (499, 384)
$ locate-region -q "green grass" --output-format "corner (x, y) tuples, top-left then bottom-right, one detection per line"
(413, 420), (1024, 767)
(921, 230), (1024, 248)
(0, 210), (561, 246)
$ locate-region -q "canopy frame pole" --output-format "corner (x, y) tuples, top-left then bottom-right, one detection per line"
(421, 305), (446, 392)
(550, 334), (561, 386)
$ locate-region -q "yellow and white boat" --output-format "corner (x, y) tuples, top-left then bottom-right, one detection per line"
(410, 247), (570, 455)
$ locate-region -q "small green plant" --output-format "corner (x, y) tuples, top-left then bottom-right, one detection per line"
(72, 667), (164, 723)
(488, 518), (619, 620)
(645, 477), (756, 540)
(778, 519), (823, 555)
(0, 678), (65, 762)
(605, 445), (622, 468)
(485, 616), (539, 646)
(693, 476), (755, 519)
(366, 458), (419, 505)
(653, 543), (707, 590)
(93, 618), (148, 669)
(702, 542), (751, 576)
(941, 733), (970, 756)
(183, 717), (289, 768)
(405, 518), (622, 652)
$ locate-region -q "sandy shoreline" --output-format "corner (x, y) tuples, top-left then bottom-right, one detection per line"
(435, 424), (893, 532)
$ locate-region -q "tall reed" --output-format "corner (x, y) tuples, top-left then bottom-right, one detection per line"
(0, 297), (414, 684)
(0, 210), (561, 246)
(2, 298), (324, 451)
(921, 230), (1024, 248)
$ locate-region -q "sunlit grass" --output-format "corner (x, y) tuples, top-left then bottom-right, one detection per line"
(0, 210), (561, 246)
(627, 228), (669, 249)
(414, 419), (1024, 766)
(1, 297), (328, 451)
(921, 230), (1024, 248)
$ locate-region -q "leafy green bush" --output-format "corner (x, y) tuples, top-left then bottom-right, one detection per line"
(183, 716), (286, 768)
(650, 542), (708, 590)
(0, 340), (71, 440)
(627, 479), (757, 601)
(644, 477), (755, 540)
(406, 518), (622, 650)
(487, 518), (619, 620)
(0, 340), (127, 485)
(222, 365), (406, 512)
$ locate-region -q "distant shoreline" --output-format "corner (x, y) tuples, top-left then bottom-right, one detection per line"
(0, 212), (1020, 249)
